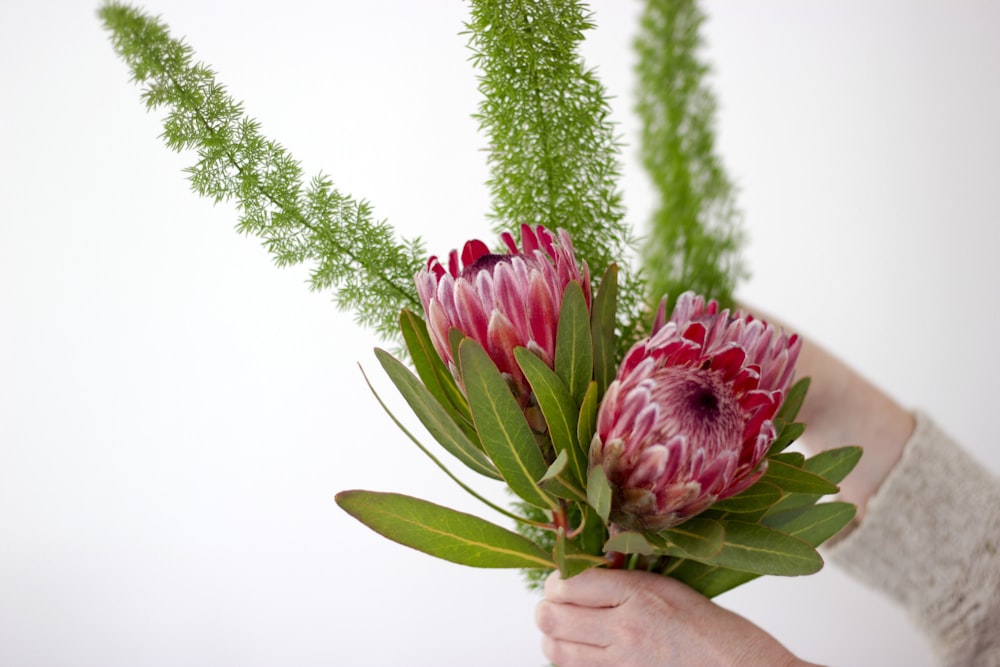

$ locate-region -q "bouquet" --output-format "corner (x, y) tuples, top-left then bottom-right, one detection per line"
(338, 224), (857, 596)
(100, 0), (859, 603)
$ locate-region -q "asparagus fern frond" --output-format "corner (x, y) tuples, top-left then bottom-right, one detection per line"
(99, 3), (424, 342)
(467, 0), (646, 347)
(636, 0), (746, 313)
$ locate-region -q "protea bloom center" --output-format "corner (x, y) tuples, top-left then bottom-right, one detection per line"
(591, 293), (800, 531)
(415, 224), (590, 407)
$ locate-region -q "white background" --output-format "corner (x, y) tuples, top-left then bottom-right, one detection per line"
(3, 1), (999, 665)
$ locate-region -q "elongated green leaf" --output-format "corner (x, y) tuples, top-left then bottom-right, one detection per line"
(767, 421), (805, 456)
(670, 561), (758, 599)
(703, 520), (823, 576)
(763, 502), (856, 547)
(575, 505), (609, 557)
(668, 519), (823, 597)
(770, 451), (805, 467)
(710, 482), (782, 514)
(762, 459), (839, 495)
(590, 264), (618, 398)
(336, 490), (553, 569)
(554, 281), (594, 405)
(399, 310), (475, 433)
(776, 377), (810, 423)
(604, 531), (655, 556)
(658, 517), (725, 560)
(767, 446), (863, 515)
(576, 381), (599, 464)
(555, 529), (607, 578)
(375, 348), (500, 480)
(587, 465), (612, 522)
(516, 347), (586, 487)
(448, 327), (465, 367)
(805, 446), (864, 483)
(359, 364), (531, 524)
(539, 449), (568, 484)
(459, 339), (555, 509)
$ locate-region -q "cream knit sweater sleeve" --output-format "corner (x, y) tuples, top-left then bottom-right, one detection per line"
(828, 412), (1000, 667)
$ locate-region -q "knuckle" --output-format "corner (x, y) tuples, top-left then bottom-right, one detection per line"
(534, 600), (559, 634)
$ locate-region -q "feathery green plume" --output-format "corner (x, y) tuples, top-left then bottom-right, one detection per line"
(467, 0), (646, 347)
(636, 0), (746, 313)
(98, 3), (424, 342)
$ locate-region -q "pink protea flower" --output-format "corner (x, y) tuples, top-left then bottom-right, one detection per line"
(415, 224), (591, 407)
(591, 292), (801, 531)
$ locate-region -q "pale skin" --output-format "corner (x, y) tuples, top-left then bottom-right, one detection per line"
(535, 332), (916, 667)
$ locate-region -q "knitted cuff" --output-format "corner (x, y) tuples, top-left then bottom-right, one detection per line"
(827, 411), (1000, 667)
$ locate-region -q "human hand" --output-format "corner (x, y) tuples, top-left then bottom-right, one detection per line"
(535, 568), (822, 667)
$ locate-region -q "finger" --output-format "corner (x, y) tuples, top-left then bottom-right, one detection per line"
(535, 598), (614, 646)
(541, 634), (608, 667)
(543, 567), (647, 607)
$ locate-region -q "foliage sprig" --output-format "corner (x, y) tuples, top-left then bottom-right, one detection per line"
(99, 3), (424, 341)
(466, 0), (646, 348)
(636, 0), (746, 313)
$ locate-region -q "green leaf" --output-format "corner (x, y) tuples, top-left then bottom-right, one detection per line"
(555, 530), (606, 578)
(336, 490), (554, 569)
(705, 521), (823, 576)
(669, 562), (759, 599)
(762, 459), (840, 495)
(667, 520), (823, 597)
(458, 339), (555, 510)
(576, 381), (599, 463)
(539, 449), (568, 484)
(776, 377), (811, 424)
(805, 446), (864, 484)
(516, 347), (586, 488)
(763, 502), (857, 548)
(358, 364), (530, 523)
(603, 531), (655, 556)
(575, 505), (609, 557)
(587, 465), (613, 523)
(658, 517), (725, 560)
(710, 482), (783, 514)
(767, 446), (863, 515)
(399, 310), (474, 433)
(590, 264), (618, 398)
(448, 328), (465, 367)
(554, 281), (594, 406)
(770, 451), (805, 467)
(374, 348), (500, 480)
(767, 421), (806, 456)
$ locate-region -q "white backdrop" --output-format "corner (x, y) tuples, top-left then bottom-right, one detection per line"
(2, 2), (998, 666)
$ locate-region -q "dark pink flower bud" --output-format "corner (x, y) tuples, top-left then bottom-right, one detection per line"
(415, 225), (591, 406)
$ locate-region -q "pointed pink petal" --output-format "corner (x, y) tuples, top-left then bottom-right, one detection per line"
(527, 271), (557, 360)
(627, 445), (670, 487)
(493, 260), (529, 343)
(520, 223), (539, 255)
(500, 230), (518, 254)
(710, 344), (747, 381)
(461, 239), (490, 268)
(486, 310), (521, 379)
(426, 299), (454, 365)
(452, 279), (490, 346)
